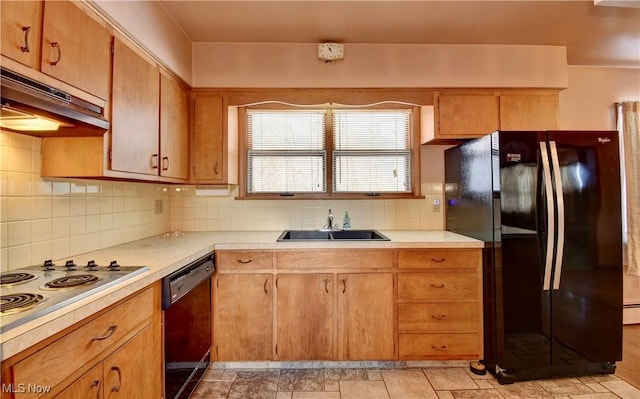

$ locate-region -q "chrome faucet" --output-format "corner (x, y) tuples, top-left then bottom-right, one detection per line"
(323, 208), (336, 231)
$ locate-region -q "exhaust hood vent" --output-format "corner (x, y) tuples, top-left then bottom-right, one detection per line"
(0, 67), (109, 136)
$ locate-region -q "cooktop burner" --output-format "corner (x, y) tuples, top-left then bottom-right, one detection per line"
(0, 293), (47, 315)
(0, 272), (38, 286)
(0, 260), (148, 334)
(43, 275), (100, 290)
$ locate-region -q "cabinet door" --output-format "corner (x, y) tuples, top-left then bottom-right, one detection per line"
(192, 94), (224, 182)
(276, 274), (334, 360)
(337, 273), (395, 360)
(160, 73), (189, 180)
(103, 324), (161, 399)
(500, 93), (558, 130)
(215, 274), (273, 360)
(435, 93), (499, 137)
(54, 363), (103, 399)
(111, 37), (160, 176)
(1, 0), (42, 68)
(41, 0), (111, 100)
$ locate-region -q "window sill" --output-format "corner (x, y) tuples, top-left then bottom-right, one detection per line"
(236, 194), (426, 200)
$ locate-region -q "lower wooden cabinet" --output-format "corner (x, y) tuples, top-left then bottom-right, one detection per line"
(213, 248), (481, 363)
(337, 273), (394, 360)
(0, 284), (162, 399)
(215, 273), (273, 360)
(397, 249), (483, 360)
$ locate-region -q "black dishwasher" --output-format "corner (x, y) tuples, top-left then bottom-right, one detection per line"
(162, 252), (215, 399)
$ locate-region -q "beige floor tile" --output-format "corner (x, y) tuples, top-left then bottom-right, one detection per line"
(474, 380), (494, 389)
(584, 382), (611, 393)
(535, 377), (598, 396)
(382, 369), (438, 399)
(450, 389), (504, 399)
(276, 393), (293, 399)
(566, 394), (621, 399)
(324, 380), (340, 391)
(424, 368), (479, 390)
(436, 391), (455, 399)
(368, 370), (384, 381)
(191, 380), (233, 399)
(488, 380), (553, 399)
(601, 380), (640, 399)
(291, 393), (341, 399)
(340, 380), (390, 399)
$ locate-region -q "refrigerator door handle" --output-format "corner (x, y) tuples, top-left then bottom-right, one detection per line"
(549, 141), (565, 290)
(539, 141), (555, 291)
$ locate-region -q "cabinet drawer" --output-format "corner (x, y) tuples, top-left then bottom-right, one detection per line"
(398, 303), (479, 333)
(12, 287), (153, 393)
(276, 250), (393, 270)
(398, 249), (480, 269)
(398, 272), (478, 301)
(216, 251), (273, 270)
(399, 333), (481, 360)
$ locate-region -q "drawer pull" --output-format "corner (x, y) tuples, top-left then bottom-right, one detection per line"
(91, 380), (101, 399)
(264, 279), (268, 294)
(325, 278), (330, 294)
(431, 345), (447, 351)
(342, 279), (347, 294)
(110, 366), (122, 392)
(431, 257), (446, 262)
(21, 26), (31, 53)
(431, 314), (447, 320)
(430, 283), (446, 289)
(91, 325), (117, 341)
(50, 41), (61, 66)
(238, 259), (253, 264)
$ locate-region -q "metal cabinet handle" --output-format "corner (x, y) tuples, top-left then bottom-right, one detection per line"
(431, 257), (446, 263)
(110, 366), (121, 392)
(431, 345), (447, 351)
(324, 278), (330, 294)
(264, 279), (268, 294)
(151, 154), (159, 169)
(539, 141), (555, 291)
(214, 162), (219, 175)
(91, 325), (117, 341)
(430, 283), (445, 289)
(342, 279), (346, 293)
(431, 314), (446, 320)
(162, 156), (169, 171)
(50, 42), (61, 66)
(91, 380), (101, 399)
(20, 26), (31, 53)
(237, 259), (252, 264)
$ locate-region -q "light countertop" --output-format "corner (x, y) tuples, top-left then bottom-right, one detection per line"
(0, 230), (482, 361)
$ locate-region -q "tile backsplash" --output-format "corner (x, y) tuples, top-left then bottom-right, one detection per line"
(0, 132), (171, 271)
(1, 131), (444, 271)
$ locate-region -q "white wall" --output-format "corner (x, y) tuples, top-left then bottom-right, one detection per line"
(193, 43), (568, 89)
(559, 66), (640, 130)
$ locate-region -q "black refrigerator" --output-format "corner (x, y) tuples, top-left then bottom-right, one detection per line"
(445, 130), (623, 384)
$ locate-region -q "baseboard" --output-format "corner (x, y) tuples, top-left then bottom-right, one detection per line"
(623, 304), (640, 324)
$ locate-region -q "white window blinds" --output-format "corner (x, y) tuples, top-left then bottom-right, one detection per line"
(247, 110), (326, 193)
(333, 110), (412, 193)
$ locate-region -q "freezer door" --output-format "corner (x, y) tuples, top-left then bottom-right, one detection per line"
(547, 131), (623, 363)
(496, 131), (554, 371)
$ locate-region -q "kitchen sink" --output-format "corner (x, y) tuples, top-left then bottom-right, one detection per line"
(277, 229), (390, 242)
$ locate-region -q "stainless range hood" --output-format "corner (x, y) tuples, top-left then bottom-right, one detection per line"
(0, 67), (109, 136)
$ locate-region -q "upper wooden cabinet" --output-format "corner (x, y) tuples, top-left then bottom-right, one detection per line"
(160, 71), (190, 180)
(192, 93), (238, 184)
(500, 92), (558, 130)
(1, 0), (110, 100)
(110, 37), (160, 176)
(426, 90), (560, 143)
(434, 92), (500, 138)
(40, 0), (111, 100)
(1, 0), (43, 69)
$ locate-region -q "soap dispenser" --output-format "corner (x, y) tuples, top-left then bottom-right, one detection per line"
(343, 211), (351, 229)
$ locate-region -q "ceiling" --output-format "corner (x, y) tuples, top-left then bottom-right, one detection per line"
(160, 0), (640, 67)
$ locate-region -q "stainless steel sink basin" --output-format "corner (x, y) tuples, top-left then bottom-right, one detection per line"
(277, 229), (390, 242)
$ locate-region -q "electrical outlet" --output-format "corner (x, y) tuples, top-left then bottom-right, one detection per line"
(155, 199), (163, 214)
(433, 199), (441, 212)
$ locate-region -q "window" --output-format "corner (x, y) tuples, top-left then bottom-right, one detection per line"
(244, 105), (417, 198)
